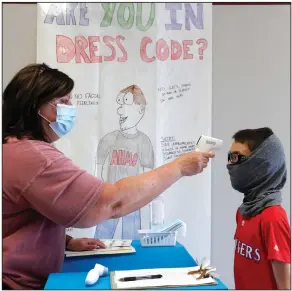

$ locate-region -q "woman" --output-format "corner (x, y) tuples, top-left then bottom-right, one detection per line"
(3, 63), (214, 289)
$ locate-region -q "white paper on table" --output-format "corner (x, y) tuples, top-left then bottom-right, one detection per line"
(65, 239), (134, 257)
(111, 266), (217, 289)
(102, 239), (132, 248)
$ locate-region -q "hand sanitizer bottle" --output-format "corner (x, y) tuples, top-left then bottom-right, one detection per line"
(149, 196), (164, 229)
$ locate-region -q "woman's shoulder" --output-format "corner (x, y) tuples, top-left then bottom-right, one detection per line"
(4, 139), (65, 165)
(3, 139), (67, 196)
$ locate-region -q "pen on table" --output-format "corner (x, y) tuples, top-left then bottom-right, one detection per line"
(119, 274), (162, 282)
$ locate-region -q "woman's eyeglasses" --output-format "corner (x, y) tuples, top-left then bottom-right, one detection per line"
(228, 152), (248, 164)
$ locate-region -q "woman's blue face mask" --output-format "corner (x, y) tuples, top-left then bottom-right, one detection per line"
(39, 103), (77, 138)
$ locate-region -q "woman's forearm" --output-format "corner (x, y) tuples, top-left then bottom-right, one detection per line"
(111, 160), (182, 218)
(75, 160), (182, 228)
(74, 150), (212, 228)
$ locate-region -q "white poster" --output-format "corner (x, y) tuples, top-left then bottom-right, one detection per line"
(37, 3), (212, 258)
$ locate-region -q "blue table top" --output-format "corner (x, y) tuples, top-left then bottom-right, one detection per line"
(45, 241), (228, 290)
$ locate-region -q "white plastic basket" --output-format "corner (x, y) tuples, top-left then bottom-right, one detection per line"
(138, 230), (177, 247)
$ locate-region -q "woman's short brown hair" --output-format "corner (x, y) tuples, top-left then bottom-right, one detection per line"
(3, 63), (74, 143)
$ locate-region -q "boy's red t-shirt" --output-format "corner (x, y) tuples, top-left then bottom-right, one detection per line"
(234, 205), (290, 289)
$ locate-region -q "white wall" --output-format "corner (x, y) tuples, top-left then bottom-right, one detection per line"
(3, 4), (37, 88)
(3, 4), (291, 289)
(212, 4), (291, 288)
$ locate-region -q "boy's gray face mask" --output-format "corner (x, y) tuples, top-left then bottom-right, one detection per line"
(227, 157), (265, 194)
(226, 134), (286, 217)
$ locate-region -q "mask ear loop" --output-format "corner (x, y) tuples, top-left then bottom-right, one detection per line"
(48, 102), (56, 108)
(38, 102), (56, 123)
(38, 111), (51, 124)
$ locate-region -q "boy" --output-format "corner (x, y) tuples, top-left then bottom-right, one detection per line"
(227, 127), (290, 289)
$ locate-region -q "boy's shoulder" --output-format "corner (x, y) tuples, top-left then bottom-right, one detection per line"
(262, 205), (287, 216)
(260, 205), (289, 223)
(236, 205), (288, 223)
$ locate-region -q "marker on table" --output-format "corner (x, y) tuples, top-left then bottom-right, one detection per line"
(119, 274), (162, 282)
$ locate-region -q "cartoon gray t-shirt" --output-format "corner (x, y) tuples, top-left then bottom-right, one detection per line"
(97, 130), (154, 183)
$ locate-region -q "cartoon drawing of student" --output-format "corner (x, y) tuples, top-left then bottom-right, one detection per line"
(94, 85), (154, 239)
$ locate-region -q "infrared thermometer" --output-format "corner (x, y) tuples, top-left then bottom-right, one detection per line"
(195, 135), (223, 152)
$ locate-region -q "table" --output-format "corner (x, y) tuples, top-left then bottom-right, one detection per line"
(45, 241), (228, 290)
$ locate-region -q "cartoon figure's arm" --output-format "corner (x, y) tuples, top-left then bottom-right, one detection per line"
(94, 163), (104, 180)
(140, 135), (155, 173)
(100, 155), (111, 181)
(95, 137), (111, 181)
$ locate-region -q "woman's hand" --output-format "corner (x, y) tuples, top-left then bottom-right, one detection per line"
(66, 238), (106, 251)
(174, 151), (215, 176)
